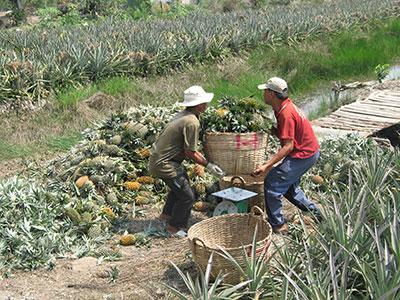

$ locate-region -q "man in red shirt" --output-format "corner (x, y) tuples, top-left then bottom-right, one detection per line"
(252, 77), (321, 234)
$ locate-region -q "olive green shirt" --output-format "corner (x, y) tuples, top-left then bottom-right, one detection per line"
(149, 110), (200, 179)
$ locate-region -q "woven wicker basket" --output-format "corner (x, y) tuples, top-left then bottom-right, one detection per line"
(204, 132), (268, 175)
(219, 175), (265, 211)
(188, 206), (272, 284)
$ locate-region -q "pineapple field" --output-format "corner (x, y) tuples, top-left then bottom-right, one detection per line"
(0, 94), (399, 298)
(0, 0), (400, 299)
(0, 0), (399, 107)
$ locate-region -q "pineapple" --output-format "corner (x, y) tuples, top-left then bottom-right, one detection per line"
(135, 195), (150, 205)
(102, 207), (116, 220)
(311, 175), (324, 185)
(65, 208), (81, 223)
(138, 148), (151, 159)
(120, 234), (136, 246)
(87, 225), (102, 239)
(194, 183), (206, 194)
(109, 135), (122, 145)
(193, 201), (210, 212)
(75, 176), (90, 189)
(106, 192), (119, 205)
(126, 171), (138, 181)
(193, 164), (205, 177)
(216, 108), (228, 118)
(124, 181), (141, 191)
(81, 212), (93, 223)
(323, 163), (334, 176)
(137, 176), (155, 184)
(138, 191), (153, 198)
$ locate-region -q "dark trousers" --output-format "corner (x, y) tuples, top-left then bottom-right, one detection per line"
(264, 151), (321, 227)
(161, 172), (197, 229)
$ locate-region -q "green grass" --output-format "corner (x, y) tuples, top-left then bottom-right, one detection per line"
(57, 85), (97, 107)
(97, 77), (139, 97)
(0, 141), (36, 161)
(56, 77), (139, 106)
(46, 132), (82, 151)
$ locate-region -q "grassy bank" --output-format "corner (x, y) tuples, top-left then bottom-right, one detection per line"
(0, 17), (399, 162)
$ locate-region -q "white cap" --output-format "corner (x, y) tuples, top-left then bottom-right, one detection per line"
(257, 77), (288, 93)
(179, 85), (214, 107)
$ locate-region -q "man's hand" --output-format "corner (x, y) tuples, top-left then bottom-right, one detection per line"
(251, 164), (272, 177)
(206, 163), (225, 177)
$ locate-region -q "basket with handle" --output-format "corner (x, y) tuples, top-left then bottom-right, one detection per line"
(203, 132), (268, 175)
(187, 206), (272, 284)
(219, 175), (265, 211)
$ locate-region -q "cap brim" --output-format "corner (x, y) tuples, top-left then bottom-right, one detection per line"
(257, 84), (268, 90)
(179, 93), (214, 107)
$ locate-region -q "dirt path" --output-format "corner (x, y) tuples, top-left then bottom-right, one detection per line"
(0, 238), (189, 299)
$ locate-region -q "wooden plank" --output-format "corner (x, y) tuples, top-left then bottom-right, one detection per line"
(317, 115), (377, 128)
(359, 101), (400, 109)
(330, 111), (394, 124)
(368, 96), (400, 103)
(324, 118), (377, 129)
(318, 123), (371, 132)
(349, 102), (400, 112)
(340, 107), (400, 119)
(338, 106), (400, 119)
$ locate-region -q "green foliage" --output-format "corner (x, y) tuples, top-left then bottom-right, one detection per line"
(10, 8), (26, 25)
(0, 140), (36, 160)
(218, 225), (272, 298)
(0, 178), (81, 271)
(201, 96), (272, 133)
(107, 266), (120, 283)
(374, 63), (390, 83)
(46, 132), (82, 151)
(56, 84), (97, 107)
(165, 252), (250, 299)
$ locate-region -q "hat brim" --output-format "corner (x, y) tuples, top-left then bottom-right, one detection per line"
(257, 83), (268, 90)
(179, 93), (214, 107)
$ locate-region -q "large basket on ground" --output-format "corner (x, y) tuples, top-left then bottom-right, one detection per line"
(188, 206), (272, 284)
(204, 132), (268, 175)
(219, 175), (265, 211)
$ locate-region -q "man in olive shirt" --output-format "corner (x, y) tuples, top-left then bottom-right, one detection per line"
(149, 86), (224, 237)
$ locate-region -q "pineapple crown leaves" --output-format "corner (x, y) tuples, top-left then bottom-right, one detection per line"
(201, 96), (272, 134)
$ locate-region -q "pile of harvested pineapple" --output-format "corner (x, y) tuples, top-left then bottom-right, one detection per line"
(44, 103), (219, 244)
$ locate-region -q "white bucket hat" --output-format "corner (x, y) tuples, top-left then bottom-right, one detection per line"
(179, 85), (214, 107)
(258, 77), (288, 93)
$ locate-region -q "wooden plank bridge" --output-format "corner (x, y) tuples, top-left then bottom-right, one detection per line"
(312, 90), (400, 137)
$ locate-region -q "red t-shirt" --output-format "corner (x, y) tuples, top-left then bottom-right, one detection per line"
(275, 98), (319, 158)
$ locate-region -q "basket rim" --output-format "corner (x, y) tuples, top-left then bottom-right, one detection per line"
(187, 212), (272, 252)
(204, 132), (268, 136)
(220, 174), (264, 185)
